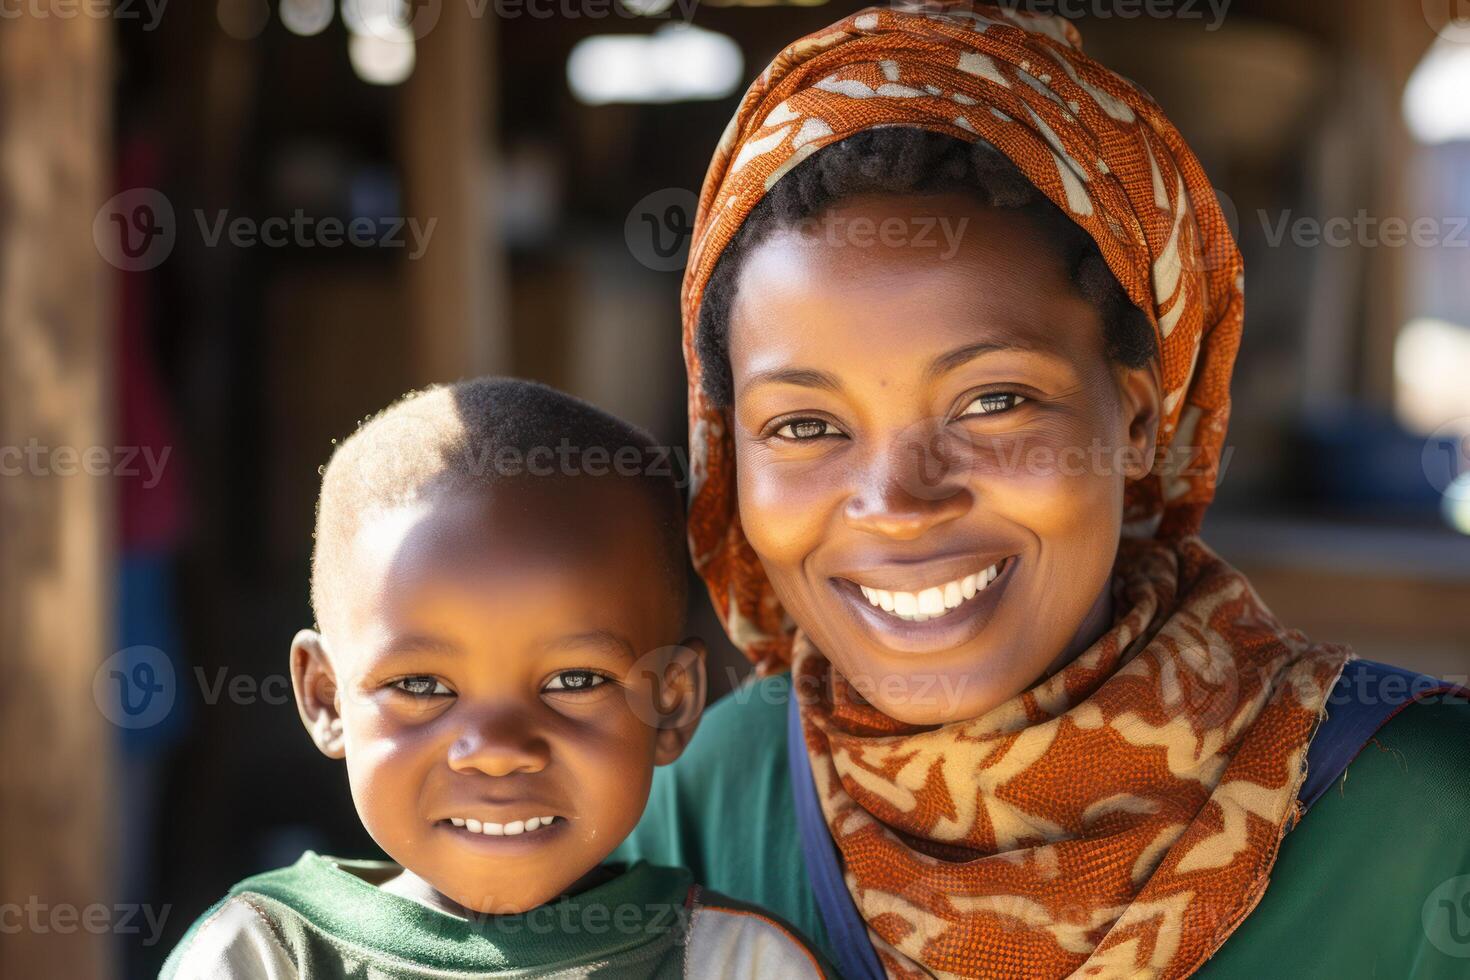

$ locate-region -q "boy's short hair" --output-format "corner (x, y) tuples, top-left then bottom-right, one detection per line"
(311, 377), (686, 637)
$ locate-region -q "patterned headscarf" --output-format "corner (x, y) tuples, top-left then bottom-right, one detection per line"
(680, 4), (1352, 977)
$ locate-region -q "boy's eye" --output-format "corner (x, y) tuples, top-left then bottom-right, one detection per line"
(542, 670), (609, 693)
(393, 676), (452, 697)
(774, 418), (838, 440)
(959, 392), (1027, 417)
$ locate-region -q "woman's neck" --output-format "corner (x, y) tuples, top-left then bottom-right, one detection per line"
(1040, 578), (1115, 681)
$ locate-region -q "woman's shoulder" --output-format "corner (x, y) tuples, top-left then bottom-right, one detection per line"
(692, 671), (796, 758)
(1196, 695), (1470, 977)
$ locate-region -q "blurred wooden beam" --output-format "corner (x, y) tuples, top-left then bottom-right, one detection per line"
(0, 11), (114, 980)
(399, 4), (508, 386)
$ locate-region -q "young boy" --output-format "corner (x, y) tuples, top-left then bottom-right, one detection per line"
(161, 378), (828, 979)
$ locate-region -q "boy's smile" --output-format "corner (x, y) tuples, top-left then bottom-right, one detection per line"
(291, 476), (702, 916)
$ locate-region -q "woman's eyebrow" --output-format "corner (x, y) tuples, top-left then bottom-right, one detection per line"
(740, 366), (842, 394)
(926, 338), (1053, 380)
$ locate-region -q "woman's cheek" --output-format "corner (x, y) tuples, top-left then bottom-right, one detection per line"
(735, 445), (836, 563)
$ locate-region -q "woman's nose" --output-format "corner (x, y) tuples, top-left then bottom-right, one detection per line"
(447, 710), (551, 777)
(842, 431), (973, 539)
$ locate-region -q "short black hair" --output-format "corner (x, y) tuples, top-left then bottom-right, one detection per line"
(311, 377), (686, 635)
(696, 127), (1157, 407)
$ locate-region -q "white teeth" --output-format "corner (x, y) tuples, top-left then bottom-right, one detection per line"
(450, 815), (559, 836)
(856, 560), (1006, 623)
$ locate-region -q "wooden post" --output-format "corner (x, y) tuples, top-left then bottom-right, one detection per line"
(399, 3), (508, 386)
(0, 10), (115, 980)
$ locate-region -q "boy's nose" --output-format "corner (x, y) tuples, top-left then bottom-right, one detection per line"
(447, 714), (551, 777)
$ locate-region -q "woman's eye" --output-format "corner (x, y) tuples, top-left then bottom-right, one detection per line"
(543, 670), (608, 693)
(392, 676), (452, 697)
(959, 392), (1027, 417)
(774, 418), (838, 440)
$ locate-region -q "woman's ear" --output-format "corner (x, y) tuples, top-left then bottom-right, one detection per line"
(650, 638), (708, 767)
(1117, 362), (1162, 481)
(291, 629), (346, 759)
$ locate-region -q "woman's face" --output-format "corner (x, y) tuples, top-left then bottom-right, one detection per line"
(727, 193), (1160, 725)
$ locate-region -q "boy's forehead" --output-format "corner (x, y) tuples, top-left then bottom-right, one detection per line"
(357, 477), (655, 562)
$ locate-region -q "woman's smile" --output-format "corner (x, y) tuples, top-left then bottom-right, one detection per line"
(827, 553), (1019, 653)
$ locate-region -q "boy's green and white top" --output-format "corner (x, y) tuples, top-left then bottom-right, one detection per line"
(161, 853), (829, 979)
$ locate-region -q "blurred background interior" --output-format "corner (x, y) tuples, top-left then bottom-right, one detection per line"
(2, 0), (1469, 975)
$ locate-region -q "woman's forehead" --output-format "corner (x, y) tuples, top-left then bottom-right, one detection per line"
(726, 200), (1105, 387)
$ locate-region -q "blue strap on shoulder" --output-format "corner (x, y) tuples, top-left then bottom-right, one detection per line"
(1298, 658), (1465, 814)
(788, 691), (887, 980)
(789, 659), (1465, 977)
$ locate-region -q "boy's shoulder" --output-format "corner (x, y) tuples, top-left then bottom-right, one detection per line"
(162, 853), (829, 979)
(686, 885), (833, 979)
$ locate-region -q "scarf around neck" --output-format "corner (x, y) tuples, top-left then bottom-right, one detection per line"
(679, 4), (1352, 975)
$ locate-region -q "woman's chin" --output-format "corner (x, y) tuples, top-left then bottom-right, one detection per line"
(825, 647), (1030, 726)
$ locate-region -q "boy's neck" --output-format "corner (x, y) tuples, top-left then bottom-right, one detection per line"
(379, 863), (621, 920)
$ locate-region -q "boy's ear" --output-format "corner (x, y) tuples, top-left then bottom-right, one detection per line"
(291, 629), (346, 759)
(650, 637), (708, 767)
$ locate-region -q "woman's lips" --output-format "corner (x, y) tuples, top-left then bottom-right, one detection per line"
(828, 555), (1017, 654)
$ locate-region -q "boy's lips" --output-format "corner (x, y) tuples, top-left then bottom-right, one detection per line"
(440, 814), (563, 838)
(434, 814), (572, 850)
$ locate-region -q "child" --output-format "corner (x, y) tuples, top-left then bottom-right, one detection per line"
(161, 378), (829, 979)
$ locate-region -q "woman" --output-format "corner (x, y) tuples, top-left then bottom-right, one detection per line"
(618, 5), (1470, 977)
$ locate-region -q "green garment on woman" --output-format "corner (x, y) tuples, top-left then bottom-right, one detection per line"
(616, 672), (1470, 978)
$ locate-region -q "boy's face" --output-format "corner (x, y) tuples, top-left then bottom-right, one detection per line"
(292, 477), (701, 914)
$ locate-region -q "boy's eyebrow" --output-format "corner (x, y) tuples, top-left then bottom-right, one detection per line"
(544, 629), (636, 659)
(379, 635), (461, 657)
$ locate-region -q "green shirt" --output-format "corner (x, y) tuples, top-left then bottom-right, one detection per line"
(161, 853), (831, 979)
(616, 672), (1470, 978)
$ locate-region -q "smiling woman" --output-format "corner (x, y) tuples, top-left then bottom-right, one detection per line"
(616, 4), (1470, 979)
